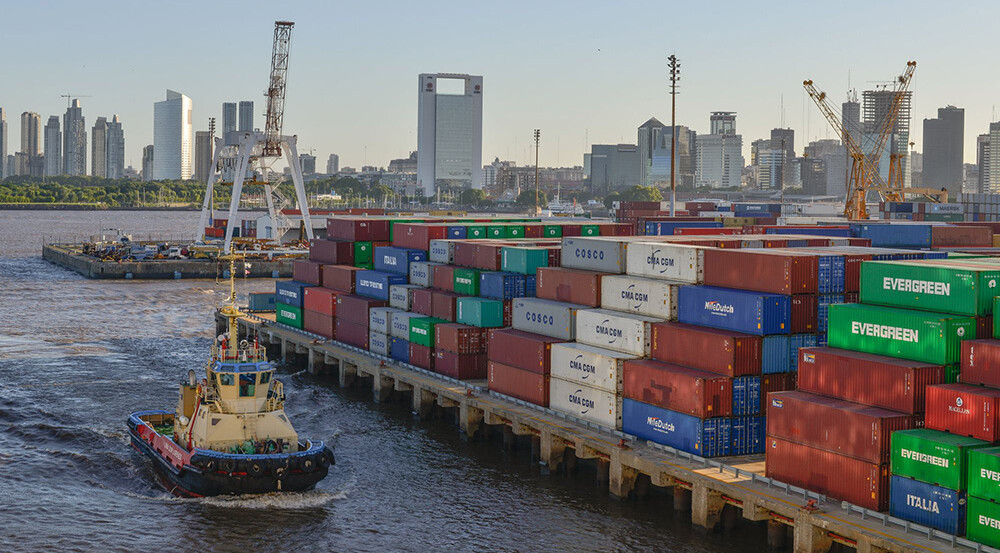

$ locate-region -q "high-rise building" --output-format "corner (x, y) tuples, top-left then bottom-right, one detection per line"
(299, 153), (316, 175)
(142, 145), (154, 182)
(978, 133), (991, 193)
(63, 99), (87, 175)
(106, 115), (125, 180)
(587, 144), (640, 192)
(922, 105), (964, 195)
(222, 102), (237, 146)
(194, 131), (213, 183)
(0, 108), (6, 177)
(804, 139), (847, 196)
(709, 112), (736, 136)
(416, 73), (484, 196)
(842, 98), (861, 148)
(238, 101), (254, 133)
(44, 116), (61, 176)
(989, 123), (1000, 193)
(863, 89), (912, 187)
(91, 117), (108, 178)
(21, 112), (41, 156)
(153, 90), (193, 180)
(637, 117), (666, 186)
(327, 153), (339, 175)
(770, 128), (794, 160)
(696, 112), (744, 189)
(650, 125), (696, 188)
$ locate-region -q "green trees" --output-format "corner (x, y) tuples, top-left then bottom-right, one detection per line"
(516, 189), (547, 207)
(619, 185), (663, 202)
(459, 188), (488, 206)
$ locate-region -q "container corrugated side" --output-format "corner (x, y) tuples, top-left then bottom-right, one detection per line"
(561, 237), (627, 274)
(355, 270), (406, 302)
(537, 267), (603, 307)
(600, 275), (678, 319)
(549, 377), (622, 429)
(389, 284), (420, 311)
(276, 304), (303, 329)
(889, 476), (965, 536)
(677, 285), (790, 336)
(827, 303), (975, 365)
(623, 359), (731, 418)
(389, 336), (409, 363)
(625, 242), (704, 283)
(925, 384), (1000, 442)
(732, 376), (761, 416)
(967, 447), (1000, 503)
(550, 342), (635, 394)
(511, 298), (587, 340)
(966, 497), (1000, 547)
(859, 260), (1000, 316)
(574, 308), (660, 356)
(390, 312), (423, 340)
(408, 261), (440, 288)
(488, 361), (549, 406)
(703, 249), (818, 295)
(428, 239), (455, 263)
(368, 331), (389, 356)
(891, 429), (990, 490)
(651, 322), (762, 376)
(961, 339), (1000, 387)
(487, 329), (564, 374)
(369, 307), (402, 335)
(622, 399), (731, 457)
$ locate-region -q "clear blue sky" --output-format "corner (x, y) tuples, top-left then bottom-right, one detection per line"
(2, 0), (997, 171)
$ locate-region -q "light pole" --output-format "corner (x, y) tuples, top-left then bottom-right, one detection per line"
(668, 55), (680, 216)
(533, 129), (541, 215)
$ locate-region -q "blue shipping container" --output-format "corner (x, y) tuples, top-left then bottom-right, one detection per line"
(374, 246), (426, 276)
(762, 335), (791, 374)
(524, 275), (537, 297)
(765, 227), (851, 237)
(730, 416), (765, 455)
(248, 292), (276, 312)
(644, 221), (723, 236)
(275, 280), (313, 308)
(480, 272), (522, 301)
(734, 203), (781, 213)
(889, 475), (965, 536)
(447, 226), (467, 239)
(817, 294), (845, 333)
(732, 376), (761, 416)
(849, 223), (932, 248)
(789, 334), (819, 372)
(355, 270), (406, 301)
(678, 285), (790, 336)
(622, 398), (731, 457)
(390, 336), (410, 363)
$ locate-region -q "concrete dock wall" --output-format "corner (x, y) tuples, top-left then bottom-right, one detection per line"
(43, 244), (293, 279)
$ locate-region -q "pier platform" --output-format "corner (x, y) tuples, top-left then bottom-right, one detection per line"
(43, 244), (293, 279)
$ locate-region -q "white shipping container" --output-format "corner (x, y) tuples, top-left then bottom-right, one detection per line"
(561, 237), (627, 274)
(368, 330), (389, 356)
(409, 261), (440, 288)
(600, 275), (678, 320)
(369, 307), (402, 335)
(549, 376), (622, 429)
(389, 284), (421, 311)
(575, 308), (660, 356)
(390, 312), (423, 339)
(625, 242), (704, 283)
(511, 297), (587, 340)
(428, 240), (455, 263)
(550, 342), (636, 394)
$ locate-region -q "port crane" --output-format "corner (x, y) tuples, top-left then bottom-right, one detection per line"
(804, 61), (946, 220)
(196, 21), (314, 251)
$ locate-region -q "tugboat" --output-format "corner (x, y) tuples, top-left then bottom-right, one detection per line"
(128, 257), (334, 496)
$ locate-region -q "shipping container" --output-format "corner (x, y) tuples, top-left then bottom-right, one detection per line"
(453, 267), (481, 296)
(790, 295), (818, 334)
(575, 308), (660, 356)
(321, 265), (361, 293)
(247, 292), (275, 313)
(335, 319), (368, 349)
(355, 270), (406, 302)
(390, 311), (422, 340)
(622, 399), (731, 457)
(431, 290), (460, 322)
(327, 217), (389, 242)
(925, 384), (1000, 441)
(369, 307), (402, 335)
(428, 239), (455, 264)
(651, 322), (762, 376)
(549, 377), (622, 429)
(730, 416), (765, 455)
(859, 260), (1000, 316)
(275, 280), (312, 309)
(561, 237), (627, 274)
(488, 361), (550, 406)
(851, 223), (932, 248)
(677, 286), (790, 335)
(767, 391), (915, 463)
(932, 225), (992, 247)
(760, 374), (796, 415)
(453, 241), (479, 268)
(550, 342), (635, 394)
(600, 275), (678, 319)
(703, 250), (818, 295)
(389, 284), (420, 311)
(765, 436), (890, 511)
(409, 343), (434, 370)
(732, 376), (761, 416)
(292, 259), (324, 286)
(432, 264), (455, 292)
(435, 323), (486, 354)
(968, 447), (1000, 504)
(353, 241), (373, 266)
(455, 297), (504, 328)
(409, 316), (446, 347)
(827, 304), (975, 365)
(961, 339), (1000, 387)
(410, 288), (434, 316)
(373, 246), (425, 277)
(408, 261), (440, 288)
(501, 246), (550, 275)
(368, 331), (390, 356)
(511, 298), (587, 340)
(310, 238), (355, 265)
(475, 243), (504, 271)
(625, 242), (704, 283)
(479, 272), (523, 301)
(487, 329), (563, 374)
(537, 267), (603, 307)
(302, 309), (334, 338)
(623, 359), (731, 418)
(434, 350), (487, 380)
(275, 304), (303, 329)
(761, 335), (791, 374)
(889, 476), (965, 535)
(966, 496), (1000, 547)
(302, 287), (337, 317)
(335, 294), (387, 326)
(389, 336), (410, 363)
(392, 223), (446, 251)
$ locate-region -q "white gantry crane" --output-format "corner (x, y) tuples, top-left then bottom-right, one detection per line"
(197, 21), (314, 252)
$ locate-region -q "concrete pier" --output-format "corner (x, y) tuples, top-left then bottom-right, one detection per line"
(229, 312), (979, 553)
(43, 244), (293, 279)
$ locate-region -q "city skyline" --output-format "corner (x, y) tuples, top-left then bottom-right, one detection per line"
(1, 1), (999, 171)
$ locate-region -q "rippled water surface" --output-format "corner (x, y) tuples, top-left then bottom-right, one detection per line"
(0, 210), (767, 552)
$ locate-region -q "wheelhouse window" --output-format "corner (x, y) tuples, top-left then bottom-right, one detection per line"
(218, 373), (235, 386)
(259, 371), (271, 385)
(239, 373), (256, 397)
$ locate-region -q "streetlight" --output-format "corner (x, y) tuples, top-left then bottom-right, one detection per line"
(533, 129), (541, 215)
(668, 55), (680, 216)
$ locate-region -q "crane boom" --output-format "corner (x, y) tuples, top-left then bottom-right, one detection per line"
(263, 21), (294, 157)
(866, 61), (915, 199)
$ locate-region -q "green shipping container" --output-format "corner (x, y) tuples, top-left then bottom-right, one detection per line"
(967, 496), (1000, 547)
(487, 225), (505, 239)
(891, 429), (989, 490)
(504, 225), (524, 238)
(276, 304), (303, 329)
(453, 268), (481, 296)
(409, 317), (445, 347)
(926, 213), (964, 222)
(995, 297), (1000, 338)
(969, 448), (1000, 502)
(543, 225), (562, 237)
(354, 241), (373, 265)
(467, 225), (486, 239)
(946, 363), (961, 383)
(859, 260), (1000, 316)
(501, 246), (549, 275)
(456, 297), (504, 328)
(827, 303), (975, 365)
(580, 224), (600, 236)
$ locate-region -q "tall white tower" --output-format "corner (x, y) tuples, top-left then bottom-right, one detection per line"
(416, 73), (483, 197)
(153, 90), (193, 180)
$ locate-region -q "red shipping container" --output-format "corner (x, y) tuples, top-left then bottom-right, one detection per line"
(760, 373), (796, 415)
(409, 343), (434, 370)
(434, 351), (487, 380)
(766, 391), (916, 464)
(925, 384), (1000, 441)
(488, 361), (549, 406)
(303, 309), (335, 339)
(322, 265), (362, 293)
(561, 224), (582, 237)
(547, 247), (561, 267)
(797, 347), (946, 414)
(765, 437), (889, 511)
(393, 223), (446, 251)
(411, 288), (434, 316)
(432, 291), (460, 322)
(962, 339), (1000, 386)
(673, 227), (744, 236)
(975, 318), (993, 342)
(292, 260), (323, 285)
(335, 294), (386, 327)
(704, 250), (818, 295)
(845, 292), (860, 303)
(931, 225), (992, 247)
(502, 299), (513, 327)
(523, 224), (544, 238)
(536, 267), (602, 307)
(622, 360), (732, 418)
(790, 294), (818, 333)
(453, 242), (479, 268)
(487, 329), (565, 374)
(326, 217), (389, 242)
(309, 239), (354, 265)
(651, 322), (761, 376)
(848, 238), (872, 247)
(303, 286), (338, 316)
(435, 323), (486, 354)
(433, 265), (455, 292)
(475, 243), (504, 271)
(335, 319), (368, 349)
